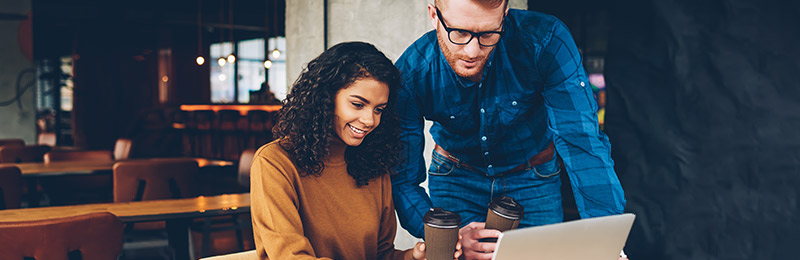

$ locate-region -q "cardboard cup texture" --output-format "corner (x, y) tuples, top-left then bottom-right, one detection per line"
(483, 196), (524, 243)
(424, 224), (460, 260)
(423, 208), (461, 260)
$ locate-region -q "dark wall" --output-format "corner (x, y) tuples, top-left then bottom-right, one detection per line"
(604, 0), (800, 259)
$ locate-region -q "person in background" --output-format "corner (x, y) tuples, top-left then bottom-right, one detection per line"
(250, 41), (461, 260)
(391, 0), (626, 259)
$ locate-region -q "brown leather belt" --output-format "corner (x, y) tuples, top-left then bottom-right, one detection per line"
(434, 142), (555, 176)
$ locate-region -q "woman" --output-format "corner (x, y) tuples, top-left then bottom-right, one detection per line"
(251, 41), (459, 260)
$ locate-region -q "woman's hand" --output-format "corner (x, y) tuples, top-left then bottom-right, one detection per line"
(410, 239), (463, 260)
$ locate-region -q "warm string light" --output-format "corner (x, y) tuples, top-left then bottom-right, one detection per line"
(271, 48), (281, 59)
(195, 0), (204, 66)
(218, 0), (226, 67)
(263, 60), (272, 69)
(226, 0), (236, 64)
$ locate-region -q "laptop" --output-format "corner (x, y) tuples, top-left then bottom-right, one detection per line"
(491, 213), (635, 260)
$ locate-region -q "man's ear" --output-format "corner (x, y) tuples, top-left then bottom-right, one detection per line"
(428, 3), (438, 30)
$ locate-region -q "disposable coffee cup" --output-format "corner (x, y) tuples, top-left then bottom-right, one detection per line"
(483, 196), (524, 242)
(423, 207), (461, 260)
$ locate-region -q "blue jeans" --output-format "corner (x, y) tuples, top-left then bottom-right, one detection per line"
(427, 150), (564, 228)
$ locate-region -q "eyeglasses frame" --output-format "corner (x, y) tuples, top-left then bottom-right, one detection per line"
(435, 6), (505, 47)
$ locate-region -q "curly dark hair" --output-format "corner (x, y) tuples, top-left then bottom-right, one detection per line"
(273, 41), (403, 187)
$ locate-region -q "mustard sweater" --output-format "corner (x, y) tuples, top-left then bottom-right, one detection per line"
(250, 140), (410, 260)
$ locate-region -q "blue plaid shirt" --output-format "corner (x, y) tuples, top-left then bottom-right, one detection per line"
(392, 9), (626, 237)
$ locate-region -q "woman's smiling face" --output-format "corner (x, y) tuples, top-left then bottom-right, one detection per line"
(333, 77), (389, 146)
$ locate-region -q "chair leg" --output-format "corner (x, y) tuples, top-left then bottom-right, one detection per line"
(234, 215), (245, 250)
(202, 217), (212, 257)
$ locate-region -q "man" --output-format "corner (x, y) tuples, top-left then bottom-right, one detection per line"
(392, 0), (626, 259)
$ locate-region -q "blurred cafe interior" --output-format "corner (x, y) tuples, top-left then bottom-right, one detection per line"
(1, 0), (799, 259)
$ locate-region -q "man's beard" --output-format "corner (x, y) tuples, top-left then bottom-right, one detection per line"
(437, 32), (490, 82)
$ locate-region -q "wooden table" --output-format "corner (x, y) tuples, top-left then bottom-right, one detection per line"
(0, 193), (250, 260)
(1, 157), (233, 177)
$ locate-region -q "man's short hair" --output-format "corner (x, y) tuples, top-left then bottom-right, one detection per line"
(435, 0), (508, 11)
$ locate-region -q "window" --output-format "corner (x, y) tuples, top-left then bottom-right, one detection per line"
(210, 37), (286, 103)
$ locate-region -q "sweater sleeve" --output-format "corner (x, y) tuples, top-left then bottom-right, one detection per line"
(377, 175), (413, 260)
(250, 147), (334, 260)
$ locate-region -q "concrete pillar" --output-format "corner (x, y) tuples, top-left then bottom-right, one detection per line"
(0, 0), (35, 143)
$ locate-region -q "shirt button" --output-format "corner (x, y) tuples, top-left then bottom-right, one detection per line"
(481, 136), (487, 141)
(480, 108), (485, 114)
(484, 151), (489, 156)
(511, 101), (517, 106)
(580, 81), (586, 87)
(450, 115), (455, 119)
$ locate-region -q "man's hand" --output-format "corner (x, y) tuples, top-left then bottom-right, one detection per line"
(458, 222), (502, 260)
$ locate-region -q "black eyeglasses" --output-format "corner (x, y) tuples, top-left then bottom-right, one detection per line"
(435, 6), (504, 47)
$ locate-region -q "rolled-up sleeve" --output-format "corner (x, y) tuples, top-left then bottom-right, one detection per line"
(538, 21), (626, 218)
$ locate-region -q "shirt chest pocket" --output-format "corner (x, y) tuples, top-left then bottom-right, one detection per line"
(430, 105), (478, 135)
(498, 95), (536, 126)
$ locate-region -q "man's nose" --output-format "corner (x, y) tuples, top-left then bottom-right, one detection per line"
(462, 38), (482, 59)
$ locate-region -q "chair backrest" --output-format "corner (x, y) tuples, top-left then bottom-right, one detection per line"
(44, 150), (113, 163)
(113, 138), (133, 160)
(0, 212), (124, 260)
(0, 138), (24, 147)
(237, 149), (256, 188)
(200, 250), (257, 260)
(0, 166), (22, 210)
(0, 145), (52, 163)
(112, 158), (198, 202)
(37, 132), (57, 146)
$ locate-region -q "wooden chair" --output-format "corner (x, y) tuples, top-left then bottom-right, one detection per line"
(200, 250), (256, 260)
(0, 138), (24, 147)
(0, 212), (124, 260)
(113, 158), (198, 202)
(0, 145), (51, 163)
(0, 166), (22, 210)
(113, 158), (199, 258)
(114, 138), (133, 160)
(237, 149), (256, 189)
(41, 150), (114, 205)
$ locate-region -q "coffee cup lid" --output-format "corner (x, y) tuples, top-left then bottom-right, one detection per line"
(423, 207), (461, 228)
(489, 196), (524, 219)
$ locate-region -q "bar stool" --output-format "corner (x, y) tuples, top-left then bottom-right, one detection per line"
(245, 110), (274, 149)
(193, 110), (216, 158)
(217, 110), (242, 160)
